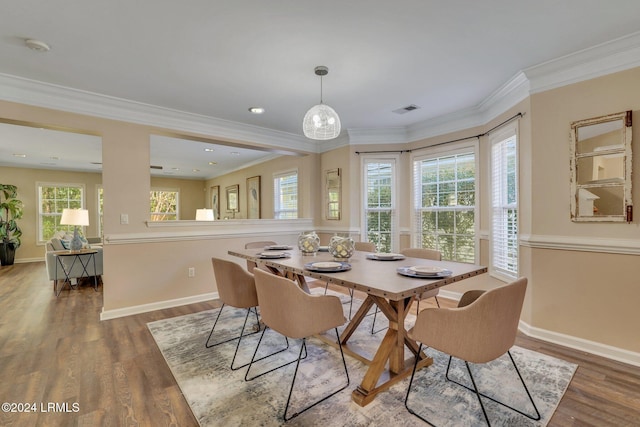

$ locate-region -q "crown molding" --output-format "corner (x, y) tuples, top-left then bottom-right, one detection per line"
(524, 31), (640, 94)
(2, 32), (640, 152)
(0, 73), (317, 153)
(347, 127), (408, 145)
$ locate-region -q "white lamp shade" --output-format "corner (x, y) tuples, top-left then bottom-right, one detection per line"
(303, 104), (341, 140)
(60, 208), (89, 226)
(195, 209), (215, 221)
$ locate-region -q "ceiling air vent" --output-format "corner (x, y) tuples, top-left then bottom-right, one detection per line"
(392, 104), (421, 114)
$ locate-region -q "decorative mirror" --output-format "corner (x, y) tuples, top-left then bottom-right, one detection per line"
(226, 184), (239, 213)
(570, 111), (632, 222)
(326, 168), (341, 220)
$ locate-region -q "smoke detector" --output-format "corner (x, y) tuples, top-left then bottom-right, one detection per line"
(25, 39), (51, 52)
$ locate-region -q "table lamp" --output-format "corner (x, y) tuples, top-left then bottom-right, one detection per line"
(60, 208), (89, 251)
(195, 209), (215, 221)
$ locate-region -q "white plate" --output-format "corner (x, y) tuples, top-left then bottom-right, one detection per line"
(259, 251), (286, 258)
(373, 252), (404, 260)
(311, 261), (342, 269)
(266, 245), (291, 250)
(408, 266), (446, 276)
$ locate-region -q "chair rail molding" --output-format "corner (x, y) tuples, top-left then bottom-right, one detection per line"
(519, 233), (640, 255)
(106, 218), (314, 245)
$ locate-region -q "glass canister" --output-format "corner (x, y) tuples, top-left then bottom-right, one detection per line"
(298, 231), (320, 254)
(329, 235), (354, 261)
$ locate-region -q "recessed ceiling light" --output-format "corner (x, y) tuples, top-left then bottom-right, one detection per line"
(204, 148), (214, 152)
(249, 107), (265, 114)
(230, 152), (240, 156)
(192, 169), (200, 172)
(50, 156), (59, 160)
(172, 167), (180, 170)
(208, 161), (217, 165)
(25, 39), (51, 52)
(13, 153), (27, 158)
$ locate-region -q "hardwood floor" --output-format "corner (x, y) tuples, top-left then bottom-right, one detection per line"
(1, 262), (638, 426)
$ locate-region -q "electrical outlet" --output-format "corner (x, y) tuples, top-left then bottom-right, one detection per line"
(188, 267), (195, 278)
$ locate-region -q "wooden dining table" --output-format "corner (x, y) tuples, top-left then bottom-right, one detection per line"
(228, 247), (487, 406)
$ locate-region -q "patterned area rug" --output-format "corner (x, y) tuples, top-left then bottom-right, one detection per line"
(148, 293), (577, 426)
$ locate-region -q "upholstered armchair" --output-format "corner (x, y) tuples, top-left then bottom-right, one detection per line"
(404, 277), (540, 426)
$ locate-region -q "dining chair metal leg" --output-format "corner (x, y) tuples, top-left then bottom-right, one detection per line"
(405, 345), (541, 426)
(445, 351), (541, 423)
(244, 327), (304, 381)
(205, 304), (261, 349)
(325, 283), (355, 320)
(370, 306), (388, 334)
(283, 328), (350, 422)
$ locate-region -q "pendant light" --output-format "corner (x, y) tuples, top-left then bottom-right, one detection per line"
(303, 66), (341, 140)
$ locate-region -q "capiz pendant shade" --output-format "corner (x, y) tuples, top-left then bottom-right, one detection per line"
(303, 104), (341, 140)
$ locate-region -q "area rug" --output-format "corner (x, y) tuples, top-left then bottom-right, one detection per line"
(147, 293), (577, 426)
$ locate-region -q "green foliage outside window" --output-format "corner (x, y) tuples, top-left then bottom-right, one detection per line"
(417, 153), (476, 263)
(39, 185), (83, 241)
(150, 190), (178, 221)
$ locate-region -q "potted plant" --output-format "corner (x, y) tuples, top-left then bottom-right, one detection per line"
(0, 184), (23, 266)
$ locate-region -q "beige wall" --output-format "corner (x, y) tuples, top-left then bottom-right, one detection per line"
(0, 166), (102, 260)
(205, 153), (318, 220)
(150, 176), (207, 220)
(528, 67), (640, 352)
(2, 65), (640, 358)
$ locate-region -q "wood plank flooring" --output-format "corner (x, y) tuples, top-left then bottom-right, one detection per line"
(0, 262), (638, 426)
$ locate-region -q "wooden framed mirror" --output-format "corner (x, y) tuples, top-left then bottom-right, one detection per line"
(226, 184), (239, 213)
(326, 168), (341, 220)
(570, 111), (632, 222)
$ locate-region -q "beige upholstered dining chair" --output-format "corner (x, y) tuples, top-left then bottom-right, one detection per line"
(371, 247), (442, 333)
(402, 247), (442, 310)
(354, 241), (376, 252)
(205, 257), (262, 370)
(244, 241), (277, 273)
(247, 268), (350, 422)
(404, 277), (540, 426)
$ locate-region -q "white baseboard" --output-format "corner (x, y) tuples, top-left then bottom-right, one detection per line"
(99, 287), (640, 367)
(518, 320), (640, 368)
(438, 289), (640, 368)
(100, 292), (219, 321)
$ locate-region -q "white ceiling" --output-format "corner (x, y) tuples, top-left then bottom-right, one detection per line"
(2, 1), (640, 175)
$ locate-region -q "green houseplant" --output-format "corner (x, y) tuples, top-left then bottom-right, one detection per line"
(0, 184), (23, 266)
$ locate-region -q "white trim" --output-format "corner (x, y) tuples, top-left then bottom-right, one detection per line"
(519, 320), (640, 368)
(520, 233), (640, 255)
(0, 73), (316, 153)
(525, 31), (640, 95)
(100, 292), (218, 321)
(106, 218), (314, 245)
(3, 33), (640, 150)
(438, 289), (640, 367)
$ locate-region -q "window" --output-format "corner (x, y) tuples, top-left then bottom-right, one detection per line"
(363, 157), (398, 252)
(97, 185), (103, 236)
(38, 183), (85, 242)
(490, 123), (518, 279)
(412, 146), (477, 263)
(150, 189), (179, 221)
(274, 170), (298, 219)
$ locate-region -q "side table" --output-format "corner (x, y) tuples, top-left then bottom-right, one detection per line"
(52, 249), (99, 296)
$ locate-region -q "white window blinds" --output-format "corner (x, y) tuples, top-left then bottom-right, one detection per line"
(490, 124), (518, 279)
(412, 149), (476, 263)
(363, 158), (397, 252)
